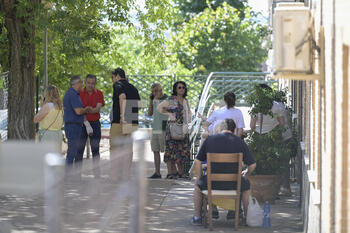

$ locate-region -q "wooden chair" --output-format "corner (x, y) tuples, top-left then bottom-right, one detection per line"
(202, 153), (243, 231)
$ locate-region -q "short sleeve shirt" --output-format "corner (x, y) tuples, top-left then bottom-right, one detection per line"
(254, 101), (285, 134)
(79, 88), (105, 122)
(152, 94), (169, 133)
(63, 87), (84, 123)
(206, 107), (245, 135)
(112, 80), (141, 124)
(196, 132), (255, 172)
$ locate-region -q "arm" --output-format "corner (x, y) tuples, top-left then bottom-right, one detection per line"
(277, 116), (285, 126)
(33, 104), (50, 123)
(148, 99), (153, 116)
(74, 107), (89, 115)
(119, 93), (127, 123)
(250, 116), (257, 130)
(194, 159), (203, 179)
(237, 128), (243, 137)
(89, 103), (103, 114)
(157, 99), (170, 115)
(246, 163), (256, 176)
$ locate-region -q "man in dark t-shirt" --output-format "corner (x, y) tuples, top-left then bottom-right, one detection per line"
(191, 119), (256, 226)
(109, 68), (141, 181)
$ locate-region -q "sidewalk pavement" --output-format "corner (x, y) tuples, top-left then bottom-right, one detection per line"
(0, 139), (303, 232)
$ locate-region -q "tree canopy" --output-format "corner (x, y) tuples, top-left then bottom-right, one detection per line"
(171, 3), (269, 74)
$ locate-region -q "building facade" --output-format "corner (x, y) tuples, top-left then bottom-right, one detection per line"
(270, 0), (350, 232)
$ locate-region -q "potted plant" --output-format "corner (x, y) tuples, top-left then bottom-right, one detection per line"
(245, 84), (297, 203)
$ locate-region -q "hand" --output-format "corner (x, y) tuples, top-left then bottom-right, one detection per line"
(120, 116), (127, 124)
(85, 107), (92, 114)
(241, 169), (248, 177)
(168, 113), (176, 121)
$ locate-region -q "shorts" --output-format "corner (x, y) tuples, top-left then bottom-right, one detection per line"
(197, 175), (250, 192)
(151, 131), (166, 152)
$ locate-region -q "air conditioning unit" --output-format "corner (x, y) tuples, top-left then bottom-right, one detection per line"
(273, 3), (312, 73)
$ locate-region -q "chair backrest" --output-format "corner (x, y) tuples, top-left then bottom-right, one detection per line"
(206, 153), (243, 195)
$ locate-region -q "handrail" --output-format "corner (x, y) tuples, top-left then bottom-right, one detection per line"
(0, 72), (9, 79)
(188, 71), (274, 157)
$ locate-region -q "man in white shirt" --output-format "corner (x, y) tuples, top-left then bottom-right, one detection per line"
(204, 92), (245, 137)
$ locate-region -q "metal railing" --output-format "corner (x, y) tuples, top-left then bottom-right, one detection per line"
(187, 72), (278, 158)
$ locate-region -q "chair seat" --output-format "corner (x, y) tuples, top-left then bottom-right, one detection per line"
(202, 189), (238, 196)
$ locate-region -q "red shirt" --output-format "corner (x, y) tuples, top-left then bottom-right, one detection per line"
(79, 88), (105, 122)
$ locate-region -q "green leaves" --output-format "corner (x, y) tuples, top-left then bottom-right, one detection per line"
(171, 2), (269, 74)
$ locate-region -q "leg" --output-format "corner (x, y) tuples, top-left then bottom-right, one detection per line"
(90, 122), (101, 178)
(241, 189), (251, 217)
(176, 159), (183, 175)
(153, 151), (161, 175)
(193, 180), (203, 218)
(76, 125), (88, 162)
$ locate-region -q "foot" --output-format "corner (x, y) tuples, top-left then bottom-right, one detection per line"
(166, 174), (177, 179)
(239, 216), (248, 226)
(148, 173), (162, 179)
(178, 173), (191, 180)
(212, 210), (219, 219)
(190, 216), (202, 226)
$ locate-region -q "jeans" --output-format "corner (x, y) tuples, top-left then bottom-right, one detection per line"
(65, 123), (83, 164)
(77, 121), (102, 177)
(77, 121), (102, 159)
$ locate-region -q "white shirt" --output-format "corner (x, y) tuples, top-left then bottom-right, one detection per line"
(254, 101), (285, 134)
(206, 107), (245, 135)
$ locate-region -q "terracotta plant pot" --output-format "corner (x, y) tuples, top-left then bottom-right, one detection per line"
(248, 175), (282, 204)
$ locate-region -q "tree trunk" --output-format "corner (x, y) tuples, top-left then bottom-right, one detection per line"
(1, 0), (40, 139)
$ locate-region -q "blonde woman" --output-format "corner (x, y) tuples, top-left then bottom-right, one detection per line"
(34, 85), (63, 151)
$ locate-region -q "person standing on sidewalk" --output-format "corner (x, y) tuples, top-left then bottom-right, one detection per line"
(148, 83), (168, 179)
(77, 74), (105, 178)
(110, 68), (141, 180)
(63, 76), (91, 166)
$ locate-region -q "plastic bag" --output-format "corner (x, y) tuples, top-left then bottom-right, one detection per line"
(246, 196), (264, 227)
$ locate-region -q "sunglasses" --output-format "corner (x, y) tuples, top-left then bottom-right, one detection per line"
(177, 86), (186, 89)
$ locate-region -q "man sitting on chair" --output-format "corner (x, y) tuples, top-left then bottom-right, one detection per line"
(191, 119), (256, 225)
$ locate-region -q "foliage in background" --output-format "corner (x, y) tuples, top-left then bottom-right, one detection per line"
(245, 84), (287, 117)
(171, 3), (269, 74)
(246, 127), (293, 175)
(245, 87), (296, 175)
(174, 0), (247, 22)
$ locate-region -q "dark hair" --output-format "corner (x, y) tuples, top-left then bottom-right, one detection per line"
(224, 91), (236, 108)
(259, 83), (272, 92)
(172, 81), (187, 98)
(70, 75), (82, 86)
(225, 118), (236, 133)
(112, 68), (126, 79)
(86, 74), (97, 81)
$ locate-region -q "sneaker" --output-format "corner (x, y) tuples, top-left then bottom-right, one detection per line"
(190, 216), (202, 226)
(166, 174), (177, 179)
(239, 216), (248, 226)
(226, 210), (235, 220)
(212, 210), (219, 219)
(148, 173), (162, 179)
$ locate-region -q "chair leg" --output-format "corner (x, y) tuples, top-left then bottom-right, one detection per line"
(209, 198), (213, 231)
(203, 196), (208, 228)
(234, 198), (239, 231)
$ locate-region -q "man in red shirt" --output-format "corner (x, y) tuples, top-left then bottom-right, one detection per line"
(77, 74), (105, 178)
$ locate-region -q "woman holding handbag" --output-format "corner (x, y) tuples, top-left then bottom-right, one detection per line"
(157, 81), (192, 179)
(34, 85), (63, 152)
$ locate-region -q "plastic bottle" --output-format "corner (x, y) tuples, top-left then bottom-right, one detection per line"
(263, 201), (271, 228)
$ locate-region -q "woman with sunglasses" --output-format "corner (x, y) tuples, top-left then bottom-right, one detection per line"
(157, 81), (192, 179)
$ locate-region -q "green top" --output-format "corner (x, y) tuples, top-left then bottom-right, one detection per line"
(152, 94), (169, 133)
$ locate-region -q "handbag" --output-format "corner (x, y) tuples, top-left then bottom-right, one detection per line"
(169, 122), (188, 140)
(246, 196), (264, 227)
(168, 99), (190, 140)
